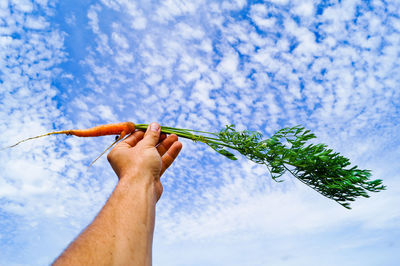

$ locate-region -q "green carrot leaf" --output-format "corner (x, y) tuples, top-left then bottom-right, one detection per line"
(157, 123), (385, 209)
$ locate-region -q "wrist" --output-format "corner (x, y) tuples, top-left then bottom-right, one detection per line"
(118, 166), (159, 182)
(117, 172), (159, 204)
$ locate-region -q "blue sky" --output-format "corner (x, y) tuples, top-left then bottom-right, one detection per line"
(1, 0), (399, 265)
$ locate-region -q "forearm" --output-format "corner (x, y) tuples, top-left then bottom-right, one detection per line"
(53, 175), (157, 266)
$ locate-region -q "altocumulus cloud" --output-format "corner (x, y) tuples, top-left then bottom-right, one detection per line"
(1, 0), (400, 265)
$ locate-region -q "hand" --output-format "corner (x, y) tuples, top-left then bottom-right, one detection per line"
(107, 122), (182, 201)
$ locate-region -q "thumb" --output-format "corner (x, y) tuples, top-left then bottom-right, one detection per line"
(141, 122), (161, 147)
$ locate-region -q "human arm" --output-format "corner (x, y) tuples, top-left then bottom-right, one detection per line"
(53, 122), (182, 265)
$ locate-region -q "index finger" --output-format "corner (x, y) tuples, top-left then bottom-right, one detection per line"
(120, 130), (145, 148)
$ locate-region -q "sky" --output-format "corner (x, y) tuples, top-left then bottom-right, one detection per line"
(0, 0), (399, 265)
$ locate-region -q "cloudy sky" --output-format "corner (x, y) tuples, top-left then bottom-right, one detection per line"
(1, 0), (399, 265)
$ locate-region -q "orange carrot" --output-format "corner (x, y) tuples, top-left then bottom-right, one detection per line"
(65, 122), (135, 139)
(2, 122), (136, 166)
(3, 122), (136, 149)
(84, 122), (136, 166)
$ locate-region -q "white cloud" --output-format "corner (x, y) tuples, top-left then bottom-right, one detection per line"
(111, 32), (129, 49)
(217, 49), (239, 74)
(25, 15), (49, 29)
(87, 5), (101, 34)
(292, 1), (314, 17)
(221, 0), (246, 11)
(0, 35), (13, 45)
(65, 13), (76, 25)
(131, 16), (147, 30)
(270, 0), (289, 5)
(11, 0), (34, 13)
(153, 0), (198, 23)
(250, 4), (277, 30)
(175, 22), (205, 40)
(95, 105), (117, 121)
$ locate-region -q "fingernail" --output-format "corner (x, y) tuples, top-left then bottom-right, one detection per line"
(150, 123), (160, 132)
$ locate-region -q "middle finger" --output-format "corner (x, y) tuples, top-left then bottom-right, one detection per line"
(157, 134), (178, 156)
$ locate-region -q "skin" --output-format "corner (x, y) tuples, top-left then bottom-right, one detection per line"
(53, 122), (182, 266)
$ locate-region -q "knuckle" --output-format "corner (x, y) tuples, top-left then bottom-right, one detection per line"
(149, 131), (159, 137)
(107, 151), (113, 162)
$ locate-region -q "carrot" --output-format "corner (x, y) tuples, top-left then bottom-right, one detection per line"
(1, 122), (385, 208)
(3, 122), (135, 149)
(2, 122), (136, 166)
(66, 122), (135, 138)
